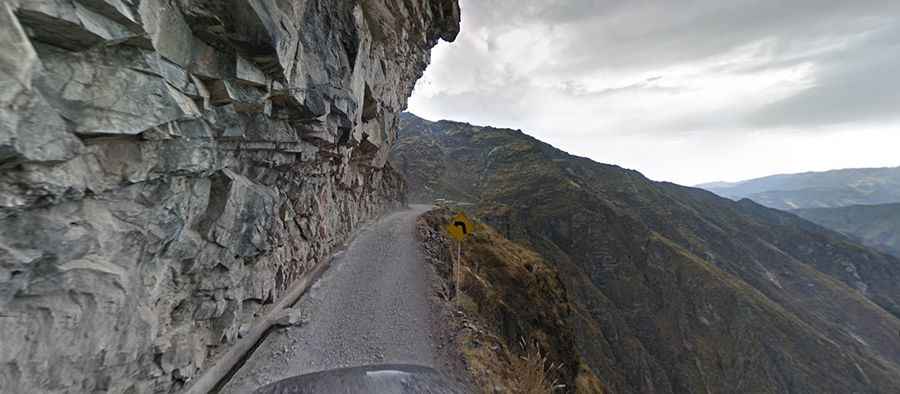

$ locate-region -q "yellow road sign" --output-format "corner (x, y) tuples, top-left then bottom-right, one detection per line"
(447, 212), (474, 241)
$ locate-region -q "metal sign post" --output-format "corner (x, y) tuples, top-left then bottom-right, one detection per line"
(457, 240), (463, 303)
(446, 212), (473, 304)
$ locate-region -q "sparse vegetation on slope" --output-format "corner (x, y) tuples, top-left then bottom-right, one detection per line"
(795, 203), (900, 258)
(417, 208), (604, 393)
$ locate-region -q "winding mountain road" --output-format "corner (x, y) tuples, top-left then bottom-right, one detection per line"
(221, 205), (440, 393)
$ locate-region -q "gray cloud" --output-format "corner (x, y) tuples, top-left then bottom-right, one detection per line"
(409, 0), (900, 183)
(746, 23), (900, 127)
(468, 0), (897, 68)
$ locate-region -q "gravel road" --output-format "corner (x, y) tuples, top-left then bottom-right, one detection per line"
(220, 205), (442, 393)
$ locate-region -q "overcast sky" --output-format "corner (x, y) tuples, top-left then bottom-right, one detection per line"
(408, 0), (900, 185)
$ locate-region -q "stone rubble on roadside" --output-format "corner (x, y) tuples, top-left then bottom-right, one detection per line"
(272, 307), (307, 328)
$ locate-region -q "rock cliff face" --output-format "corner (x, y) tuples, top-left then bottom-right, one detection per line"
(0, 2), (458, 393)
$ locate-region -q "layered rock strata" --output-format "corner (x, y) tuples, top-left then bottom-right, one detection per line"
(0, 1), (459, 392)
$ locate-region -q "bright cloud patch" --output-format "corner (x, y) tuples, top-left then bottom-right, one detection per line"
(409, 0), (900, 185)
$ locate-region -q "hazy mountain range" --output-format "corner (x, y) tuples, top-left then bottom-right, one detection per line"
(392, 113), (900, 393)
(699, 167), (900, 259)
(697, 167), (900, 210)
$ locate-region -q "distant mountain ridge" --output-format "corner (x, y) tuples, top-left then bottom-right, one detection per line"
(702, 167), (900, 259)
(698, 166), (900, 210)
(392, 113), (900, 393)
(795, 203), (900, 258)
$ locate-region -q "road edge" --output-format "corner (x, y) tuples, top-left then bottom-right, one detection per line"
(185, 258), (330, 394)
(185, 207), (406, 394)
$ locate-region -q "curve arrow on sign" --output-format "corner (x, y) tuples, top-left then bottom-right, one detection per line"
(447, 212), (473, 242)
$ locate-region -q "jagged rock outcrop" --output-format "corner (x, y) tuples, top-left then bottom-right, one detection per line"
(0, 1), (458, 393)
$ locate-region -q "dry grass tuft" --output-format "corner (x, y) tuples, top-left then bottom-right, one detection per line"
(510, 338), (566, 394)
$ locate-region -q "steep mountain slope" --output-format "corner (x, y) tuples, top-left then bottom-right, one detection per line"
(418, 208), (604, 393)
(697, 167), (900, 210)
(795, 203), (900, 258)
(0, 3), (458, 393)
(391, 113), (900, 393)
